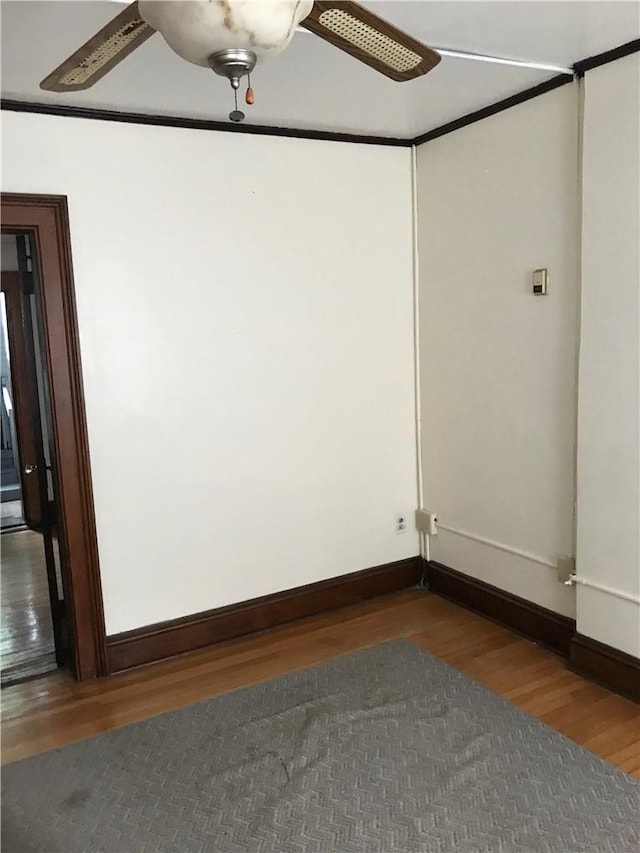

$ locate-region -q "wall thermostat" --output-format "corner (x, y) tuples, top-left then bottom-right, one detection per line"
(533, 268), (548, 295)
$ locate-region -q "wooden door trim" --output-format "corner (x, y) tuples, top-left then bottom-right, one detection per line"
(1, 193), (107, 679)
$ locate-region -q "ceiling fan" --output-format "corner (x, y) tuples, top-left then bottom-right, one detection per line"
(39, 0), (441, 122)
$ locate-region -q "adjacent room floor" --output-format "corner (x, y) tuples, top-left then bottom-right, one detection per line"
(0, 498), (24, 531)
(2, 590), (638, 776)
(1, 529), (57, 686)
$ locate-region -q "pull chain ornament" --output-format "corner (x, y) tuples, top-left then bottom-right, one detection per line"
(245, 73), (255, 105)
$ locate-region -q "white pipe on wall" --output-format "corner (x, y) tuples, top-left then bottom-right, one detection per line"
(568, 575), (640, 606)
(437, 523), (557, 570)
(437, 523), (640, 606)
(411, 143), (428, 563)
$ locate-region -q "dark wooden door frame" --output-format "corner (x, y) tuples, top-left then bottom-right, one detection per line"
(1, 193), (107, 679)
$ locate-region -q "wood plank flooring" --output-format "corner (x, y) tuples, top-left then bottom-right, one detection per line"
(1, 529), (56, 684)
(1, 590), (639, 776)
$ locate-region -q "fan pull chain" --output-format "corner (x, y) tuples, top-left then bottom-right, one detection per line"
(246, 73), (255, 106)
(229, 85), (245, 123)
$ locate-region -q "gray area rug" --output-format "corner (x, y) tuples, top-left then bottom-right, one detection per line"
(2, 640), (639, 853)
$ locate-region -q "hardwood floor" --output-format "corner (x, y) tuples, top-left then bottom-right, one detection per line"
(1, 529), (56, 685)
(1, 590), (639, 776)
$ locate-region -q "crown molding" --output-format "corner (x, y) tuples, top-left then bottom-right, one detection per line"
(413, 73), (573, 146)
(574, 38), (640, 78)
(2, 38), (638, 147)
(0, 99), (412, 147)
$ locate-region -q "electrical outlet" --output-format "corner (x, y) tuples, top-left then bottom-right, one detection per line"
(395, 514), (408, 534)
(557, 555), (575, 584)
(415, 509), (438, 535)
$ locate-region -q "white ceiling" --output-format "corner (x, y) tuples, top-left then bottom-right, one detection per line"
(1, 1), (638, 138)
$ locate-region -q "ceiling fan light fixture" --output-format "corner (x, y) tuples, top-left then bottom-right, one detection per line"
(138, 1), (313, 68)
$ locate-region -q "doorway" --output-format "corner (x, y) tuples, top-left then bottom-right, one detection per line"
(1, 194), (107, 682)
(1, 234), (69, 685)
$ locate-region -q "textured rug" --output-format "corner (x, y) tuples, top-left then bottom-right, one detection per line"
(2, 640), (639, 853)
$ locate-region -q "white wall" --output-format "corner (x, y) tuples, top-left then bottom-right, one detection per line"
(576, 53), (640, 657)
(1, 112), (417, 635)
(416, 84), (580, 617)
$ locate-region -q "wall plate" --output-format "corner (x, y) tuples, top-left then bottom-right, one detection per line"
(533, 268), (548, 295)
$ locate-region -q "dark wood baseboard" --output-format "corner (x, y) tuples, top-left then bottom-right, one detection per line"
(424, 560), (576, 657)
(570, 634), (640, 703)
(106, 556), (422, 674)
(425, 560), (640, 702)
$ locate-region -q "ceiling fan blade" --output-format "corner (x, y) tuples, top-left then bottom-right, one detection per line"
(40, 1), (155, 92)
(300, 0), (440, 81)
